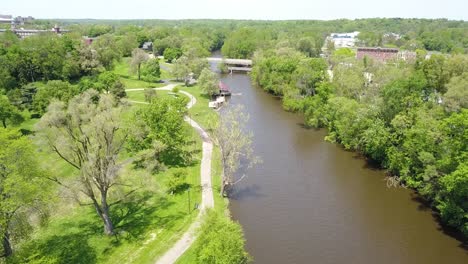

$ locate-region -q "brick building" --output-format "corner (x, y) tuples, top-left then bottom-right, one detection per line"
(356, 47), (399, 62)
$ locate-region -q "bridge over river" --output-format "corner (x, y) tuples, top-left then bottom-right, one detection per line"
(206, 57), (253, 73)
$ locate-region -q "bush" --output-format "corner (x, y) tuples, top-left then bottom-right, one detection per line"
(167, 169), (189, 194)
(191, 210), (251, 264)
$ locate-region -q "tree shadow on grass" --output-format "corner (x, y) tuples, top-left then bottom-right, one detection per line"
(111, 193), (184, 243)
(13, 233), (97, 264)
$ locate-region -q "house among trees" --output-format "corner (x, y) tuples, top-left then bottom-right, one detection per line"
(142, 41), (153, 51)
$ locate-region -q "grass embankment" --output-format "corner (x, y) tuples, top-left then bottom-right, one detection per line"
(9, 86), (219, 264)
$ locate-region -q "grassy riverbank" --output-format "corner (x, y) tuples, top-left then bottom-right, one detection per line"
(9, 100), (204, 264)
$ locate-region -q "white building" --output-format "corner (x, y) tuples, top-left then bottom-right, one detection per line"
(0, 15), (13, 24)
(328, 31), (360, 48)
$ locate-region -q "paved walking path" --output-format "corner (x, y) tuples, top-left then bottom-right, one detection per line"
(125, 84), (214, 264)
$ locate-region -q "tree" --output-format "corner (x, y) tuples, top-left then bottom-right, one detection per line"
(0, 96), (23, 128)
(163, 47), (183, 63)
(141, 59), (161, 82)
(297, 38), (315, 57)
(37, 90), (128, 235)
(421, 54), (449, 94)
(78, 44), (103, 75)
(443, 72), (468, 112)
(128, 96), (189, 166)
(198, 68), (219, 97)
(436, 162), (468, 236)
(92, 34), (121, 70)
(213, 105), (258, 196)
(0, 128), (49, 257)
(97, 71), (126, 98)
(33, 80), (79, 115)
(332, 63), (366, 101)
(130, 48), (149, 80)
(171, 56), (191, 84)
(293, 58), (328, 96)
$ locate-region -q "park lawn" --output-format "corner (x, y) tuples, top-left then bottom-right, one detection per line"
(180, 85), (219, 130)
(10, 97), (209, 264)
(126, 90), (178, 103)
(113, 58), (166, 89)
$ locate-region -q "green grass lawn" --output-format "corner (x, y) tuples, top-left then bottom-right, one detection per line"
(114, 58), (166, 89)
(180, 85), (219, 131)
(126, 90), (180, 102)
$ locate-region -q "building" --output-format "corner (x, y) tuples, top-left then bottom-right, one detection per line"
(328, 32), (360, 48)
(0, 25), (69, 38)
(357, 47), (399, 62)
(14, 16), (34, 25)
(142, 41), (153, 51)
(0, 15), (13, 24)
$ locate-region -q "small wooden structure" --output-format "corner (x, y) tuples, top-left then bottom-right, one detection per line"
(218, 82), (231, 96)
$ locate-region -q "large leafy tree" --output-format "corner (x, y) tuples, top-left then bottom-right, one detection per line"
(0, 96), (23, 128)
(92, 34), (121, 70)
(198, 68), (219, 97)
(38, 90), (128, 235)
(32, 80), (79, 115)
(129, 96), (189, 166)
(141, 59), (161, 82)
(97, 71), (126, 99)
(0, 128), (49, 257)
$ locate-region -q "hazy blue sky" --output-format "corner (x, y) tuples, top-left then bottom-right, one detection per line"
(2, 0), (467, 20)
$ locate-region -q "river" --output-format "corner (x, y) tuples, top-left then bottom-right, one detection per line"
(209, 56), (467, 264)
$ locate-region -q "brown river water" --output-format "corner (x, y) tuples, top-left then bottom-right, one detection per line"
(210, 56), (467, 264)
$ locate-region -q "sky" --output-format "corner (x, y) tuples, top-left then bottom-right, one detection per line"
(2, 0), (467, 20)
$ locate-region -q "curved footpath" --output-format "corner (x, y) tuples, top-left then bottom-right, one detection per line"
(125, 84), (215, 264)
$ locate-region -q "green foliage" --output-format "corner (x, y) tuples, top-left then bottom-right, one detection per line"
(0, 95), (24, 128)
(443, 72), (468, 112)
(0, 128), (49, 257)
(222, 28), (259, 59)
(332, 48), (356, 58)
(91, 34), (122, 70)
(164, 48), (183, 63)
(198, 68), (219, 97)
(190, 211), (251, 264)
(437, 163), (468, 236)
(141, 59), (161, 82)
(32, 80), (79, 115)
(167, 169), (189, 194)
(97, 71), (126, 98)
(129, 96), (189, 165)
